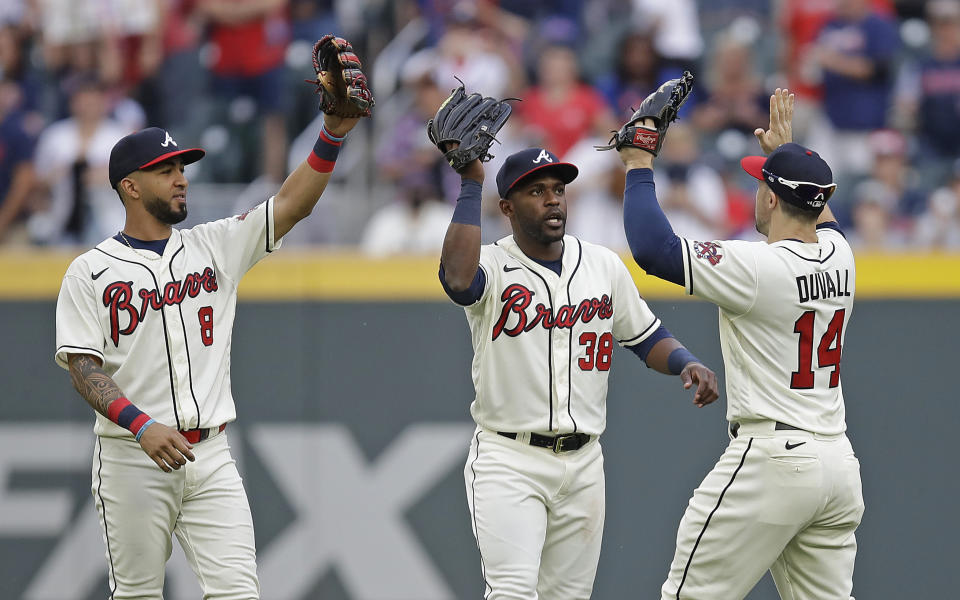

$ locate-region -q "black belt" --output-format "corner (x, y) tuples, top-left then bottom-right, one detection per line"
(498, 431), (592, 453)
(729, 421), (802, 438)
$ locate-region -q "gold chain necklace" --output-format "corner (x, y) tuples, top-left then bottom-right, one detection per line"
(119, 231), (163, 261)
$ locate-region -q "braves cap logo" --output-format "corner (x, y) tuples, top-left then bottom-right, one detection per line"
(161, 131), (178, 148)
(532, 149), (554, 164)
(693, 241), (723, 266)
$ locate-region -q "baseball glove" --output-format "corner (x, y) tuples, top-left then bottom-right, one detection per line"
(426, 81), (513, 172)
(596, 71), (694, 155)
(307, 34), (374, 118)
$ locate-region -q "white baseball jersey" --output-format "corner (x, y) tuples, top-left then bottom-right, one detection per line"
(55, 197), (281, 437)
(457, 234), (661, 436)
(680, 225), (855, 434)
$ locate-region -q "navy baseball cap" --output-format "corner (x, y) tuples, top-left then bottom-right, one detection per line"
(741, 142), (836, 211)
(108, 128), (205, 189)
(496, 148), (578, 198)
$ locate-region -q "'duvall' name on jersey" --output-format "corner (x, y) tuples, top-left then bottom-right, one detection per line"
(797, 269), (851, 304)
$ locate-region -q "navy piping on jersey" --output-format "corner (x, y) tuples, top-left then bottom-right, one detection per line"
(777, 241), (837, 264)
(521, 261), (557, 432)
(626, 324), (672, 363)
(468, 430), (491, 599)
(619, 319), (660, 346)
(265, 198), (273, 253)
(676, 437), (754, 598)
(57, 344), (104, 358)
(169, 243), (203, 426)
(95, 248), (183, 430)
(564, 239), (583, 433)
(95, 438), (118, 599)
(682, 238), (694, 295)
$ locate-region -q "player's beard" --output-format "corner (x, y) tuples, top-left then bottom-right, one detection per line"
(517, 213), (565, 245)
(145, 193), (188, 225)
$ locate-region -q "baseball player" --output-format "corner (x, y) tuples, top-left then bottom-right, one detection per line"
(436, 138), (720, 598)
(54, 36), (372, 598)
(617, 86), (863, 599)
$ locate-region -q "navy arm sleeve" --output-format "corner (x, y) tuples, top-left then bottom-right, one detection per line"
(623, 168), (685, 285)
(624, 324), (673, 364)
(439, 265), (486, 306)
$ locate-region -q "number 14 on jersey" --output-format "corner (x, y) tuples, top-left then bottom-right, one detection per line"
(791, 309), (845, 389)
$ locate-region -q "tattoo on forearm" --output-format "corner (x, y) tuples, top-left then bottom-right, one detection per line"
(68, 355), (124, 417)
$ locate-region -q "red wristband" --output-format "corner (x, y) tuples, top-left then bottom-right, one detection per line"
(107, 397), (152, 436)
(307, 125), (343, 173)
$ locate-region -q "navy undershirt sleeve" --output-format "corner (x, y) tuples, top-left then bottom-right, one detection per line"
(624, 324), (672, 364)
(439, 264), (486, 306)
(816, 221), (845, 237)
(623, 168), (685, 285)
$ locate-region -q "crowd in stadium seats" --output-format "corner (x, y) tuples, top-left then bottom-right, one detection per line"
(1, 0), (959, 251)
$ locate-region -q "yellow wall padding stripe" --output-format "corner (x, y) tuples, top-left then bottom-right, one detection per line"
(0, 250), (957, 300)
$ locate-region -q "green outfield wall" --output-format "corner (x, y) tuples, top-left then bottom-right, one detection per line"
(0, 296), (955, 599)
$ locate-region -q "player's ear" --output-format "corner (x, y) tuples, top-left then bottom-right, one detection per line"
(118, 177), (139, 202)
(499, 197), (513, 218)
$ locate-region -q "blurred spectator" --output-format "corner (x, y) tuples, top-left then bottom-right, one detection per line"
(36, 0), (163, 118)
(630, 0), (703, 74)
(805, 0), (900, 176)
(0, 23), (43, 115)
(914, 159), (960, 249)
(849, 178), (909, 249)
(27, 77), (127, 245)
(652, 122), (727, 241)
(360, 175), (453, 256)
(0, 79), (36, 245)
(895, 0), (960, 178)
(378, 59), (457, 211)
(155, 0), (207, 131)
(595, 29), (667, 122)
(563, 136), (628, 251)
(692, 32), (768, 136)
(866, 129), (927, 218)
(432, 10), (512, 97)
(779, 0), (835, 137)
(200, 0), (290, 183)
(516, 44), (615, 158)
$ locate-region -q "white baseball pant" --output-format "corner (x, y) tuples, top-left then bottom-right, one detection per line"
(661, 420), (864, 599)
(464, 427), (605, 600)
(92, 430), (259, 599)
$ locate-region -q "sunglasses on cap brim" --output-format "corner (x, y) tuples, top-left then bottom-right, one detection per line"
(762, 169), (837, 203)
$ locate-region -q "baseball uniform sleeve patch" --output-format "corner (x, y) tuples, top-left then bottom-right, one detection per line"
(685, 238), (759, 315)
(693, 241), (723, 266)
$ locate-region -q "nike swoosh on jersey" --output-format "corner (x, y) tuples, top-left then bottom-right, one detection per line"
(785, 441), (807, 450)
(503, 264), (522, 272)
(91, 267), (109, 280)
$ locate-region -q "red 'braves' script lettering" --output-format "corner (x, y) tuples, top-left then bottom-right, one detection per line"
(103, 267), (218, 345)
(491, 283), (614, 340)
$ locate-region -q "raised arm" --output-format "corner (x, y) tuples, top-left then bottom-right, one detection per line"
(272, 113), (359, 240)
(430, 83), (512, 298)
(273, 35), (373, 240)
(440, 159), (485, 291)
(67, 354), (195, 472)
